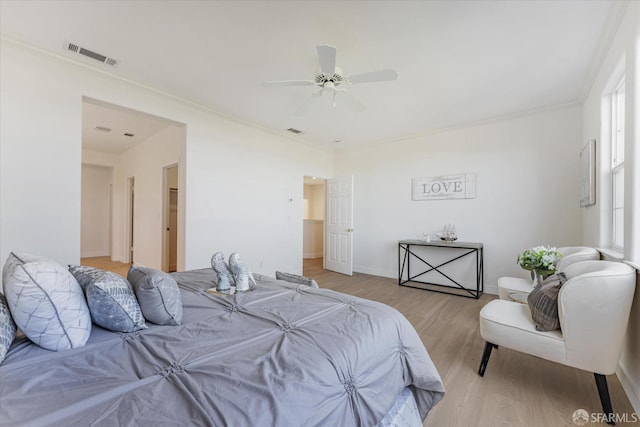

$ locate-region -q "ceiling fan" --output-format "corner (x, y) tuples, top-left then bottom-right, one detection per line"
(262, 45), (398, 114)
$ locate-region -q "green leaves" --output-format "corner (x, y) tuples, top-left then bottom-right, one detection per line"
(517, 246), (562, 274)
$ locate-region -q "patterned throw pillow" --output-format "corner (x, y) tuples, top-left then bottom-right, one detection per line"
(127, 266), (182, 326)
(2, 253), (92, 351)
(0, 293), (16, 363)
(275, 271), (319, 288)
(69, 265), (147, 333)
(527, 272), (567, 331)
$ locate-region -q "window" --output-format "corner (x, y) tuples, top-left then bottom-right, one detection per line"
(611, 78), (624, 250)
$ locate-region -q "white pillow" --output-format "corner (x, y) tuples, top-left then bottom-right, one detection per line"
(2, 253), (91, 351)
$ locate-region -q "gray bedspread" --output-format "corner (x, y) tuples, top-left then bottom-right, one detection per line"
(0, 269), (444, 426)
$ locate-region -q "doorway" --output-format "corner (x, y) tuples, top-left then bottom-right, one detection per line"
(303, 176), (325, 271)
(163, 164), (179, 272)
(81, 97), (186, 270)
(128, 176), (135, 264)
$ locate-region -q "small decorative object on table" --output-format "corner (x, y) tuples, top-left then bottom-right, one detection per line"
(437, 224), (457, 242)
(516, 246), (562, 286)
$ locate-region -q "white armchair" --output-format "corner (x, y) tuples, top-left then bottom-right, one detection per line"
(479, 260), (637, 424)
(498, 246), (600, 300)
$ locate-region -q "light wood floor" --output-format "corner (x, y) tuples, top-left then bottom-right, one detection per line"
(83, 256), (635, 427)
(81, 256), (131, 278)
(304, 259), (635, 427)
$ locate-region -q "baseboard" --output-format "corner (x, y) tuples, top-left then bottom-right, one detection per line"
(617, 362), (640, 414)
(303, 252), (323, 259)
(353, 265), (395, 279)
(352, 265), (498, 296)
(81, 250), (110, 258)
(111, 255), (127, 263)
(484, 283), (498, 295)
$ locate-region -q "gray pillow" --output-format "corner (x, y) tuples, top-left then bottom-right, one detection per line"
(527, 272), (567, 331)
(275, 271), (319, 288)
(0, 293), (16, 363)
(3, 253), (91, 351)
(68, 265), (147, 333)
(127, 266), (182, 326)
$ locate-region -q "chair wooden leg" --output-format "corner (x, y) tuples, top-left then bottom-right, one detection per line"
(478, 341), (495, 377)
(594, 373), (615, 425)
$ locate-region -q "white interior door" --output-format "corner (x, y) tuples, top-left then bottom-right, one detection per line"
(325, 176), (353, 275)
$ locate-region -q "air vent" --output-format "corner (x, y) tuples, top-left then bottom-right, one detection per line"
(124, 133), (135, 137)
(64, 41), (118, 67)
(287, 128), (304, 134)
(95, 126), (111, 132)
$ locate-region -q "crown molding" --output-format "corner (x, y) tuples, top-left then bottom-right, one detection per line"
(0, 35), (334, 154)
(578, 0), (630, 102)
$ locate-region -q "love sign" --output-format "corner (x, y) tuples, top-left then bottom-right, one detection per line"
(412, 173), (477, 201)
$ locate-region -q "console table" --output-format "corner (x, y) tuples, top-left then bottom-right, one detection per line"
(398, 240), (483, 299)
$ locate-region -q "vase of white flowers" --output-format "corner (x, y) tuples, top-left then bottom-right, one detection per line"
(517, 246), (562, 286)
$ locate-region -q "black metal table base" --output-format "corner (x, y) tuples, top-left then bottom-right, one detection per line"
(398, 240), (483, 299)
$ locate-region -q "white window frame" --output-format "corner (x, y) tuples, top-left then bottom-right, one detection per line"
(611, 77), (624, 251)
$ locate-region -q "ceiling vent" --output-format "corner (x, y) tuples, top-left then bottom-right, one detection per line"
(286, 128), (304, 134)
(65, 41), (118, 66)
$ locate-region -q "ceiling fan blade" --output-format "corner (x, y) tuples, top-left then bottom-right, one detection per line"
(295, 91), (323, 116)
(347, 69), (398, 84)
(337, 90), (365, 112)
(262, 80), (316, 87)
(317, 45), (336, 75)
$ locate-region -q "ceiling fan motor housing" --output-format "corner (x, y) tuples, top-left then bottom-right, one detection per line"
(315, 66), (345, 87)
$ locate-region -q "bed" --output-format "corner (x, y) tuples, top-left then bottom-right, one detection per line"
(0, 268), (445, 426)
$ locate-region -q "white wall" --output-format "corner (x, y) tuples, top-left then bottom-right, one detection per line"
(303, 183), (325, 220)
(1, 42), (82, 264)
(185, 117), (333, 275)
(581, 2), (640, 413)
(83, 149), (118, 168)
(80, 164), (112, 257)
(0, 38), (333, 277)
(167, 166), (178, 188)
(310, 184), (325, 220)
(303, 220), (323, 259)
(334, 106), (584, 293)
